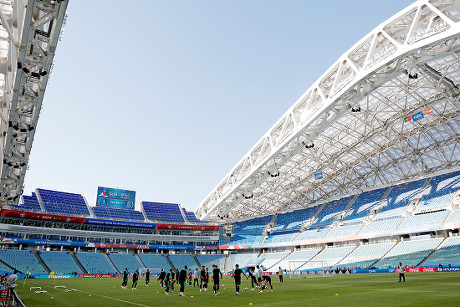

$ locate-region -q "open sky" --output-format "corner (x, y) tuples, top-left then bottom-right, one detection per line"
(23, 0), (414, 212)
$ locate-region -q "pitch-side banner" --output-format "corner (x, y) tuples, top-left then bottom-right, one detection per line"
(96, 187), (136, 209)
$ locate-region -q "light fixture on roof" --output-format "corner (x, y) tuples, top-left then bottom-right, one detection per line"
(243, 191), (253, 199)
(302, 141), (314, 149)
(351, 105), (361, 112)
(405, 69), (418, 80)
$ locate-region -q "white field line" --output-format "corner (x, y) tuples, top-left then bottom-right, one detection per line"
(46, 285), (153, 307)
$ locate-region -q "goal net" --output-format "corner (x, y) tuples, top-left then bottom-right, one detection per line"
(138, 268), (162, 277)
(288, 261), (331, 278)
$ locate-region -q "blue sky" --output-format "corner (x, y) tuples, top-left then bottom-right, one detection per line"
(23, 0), (414, 212)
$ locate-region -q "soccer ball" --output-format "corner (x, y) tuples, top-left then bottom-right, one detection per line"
(245, 287), (248, 291)
(222, 284), (224, 287)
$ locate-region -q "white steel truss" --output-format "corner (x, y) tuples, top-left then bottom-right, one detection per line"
(0, 0), (68, 206)
(196, 0), (460, 223)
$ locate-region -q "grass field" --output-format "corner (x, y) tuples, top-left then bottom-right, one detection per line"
(15, 272), (460, 306)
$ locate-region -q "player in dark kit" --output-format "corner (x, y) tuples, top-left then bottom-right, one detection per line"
(132, 269), (139, 289)
(248, 269), (257, 290)
(211, 264), (222, 296)
(145, 269), (150, 286)
(231, 264), (248, 295)
(200, 266), (207, 292)
(260, 275), (273, 292)
(170, 269), (176, 291)
(165, 270), (172, 295)
(121, 268), (128, 288)
(188, 268), (192, 287)
(158, 268), (166, 288)
(179, 266), (187, 297)
(205, 268), (209, 291)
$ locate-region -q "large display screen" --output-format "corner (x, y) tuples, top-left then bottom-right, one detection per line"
(96, 187), (136, 209)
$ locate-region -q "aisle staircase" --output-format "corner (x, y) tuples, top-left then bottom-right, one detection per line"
(104, 253), (119, 273)
(164, 254), (175, 270)
(417, 237), (447, 267)
(192, 254), (201, 267)
(267, 250), (294, 271)
(135, 254), (146, 268)
(33, 251), (51, 274)
(224, 255), (229, 273)
(370, 242), (398, 267)
(0, 259), (19, 273)
(70, 251), (88, 274)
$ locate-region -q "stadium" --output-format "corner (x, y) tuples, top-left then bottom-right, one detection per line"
(0, 0), (458, 306)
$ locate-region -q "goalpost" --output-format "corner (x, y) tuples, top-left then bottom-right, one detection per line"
(288, 261), (331, 278)
(138, 268), (162, 277)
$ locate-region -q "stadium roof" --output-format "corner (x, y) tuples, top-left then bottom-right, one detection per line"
(196, 0), (460, 223)
(0, 1), (68, 207)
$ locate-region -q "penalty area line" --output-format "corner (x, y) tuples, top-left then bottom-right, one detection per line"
(45, 285), (152, 307)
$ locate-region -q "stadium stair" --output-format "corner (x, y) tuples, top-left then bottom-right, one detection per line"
(179, 205), (188, 222)
(260, 235), (268, 244)
(135, 254), (146, 268)
(370, 242), (399, 268)
(86, 205), (95, 217)
(82, 195), (93, 216)
(224, 255), (229, 272)
(322, 227), (334, 238)
(104, 253), (119, 273)
(139, 205), (148, 222)
(395, 215), (409, 230)
(332, 245), (358, 268)
(70, 251), (88, 274)
(417, 237), (447, 267)
(291, 232), (302, 242)
(338, 194), (359, 221)
(443, 209), (457, 224)
(407, 178), (432, 213)
(34, 189), (46, 212)
(294, 247), (324, 270)
(33, 251), (51, 274)
(442, 191), (459, 222)
(366, 186), (393, 218)
(261, 215), (278, 244)
(354, 223), (367, 236)
(266, 250), (294, 271)
(164, 254), (175, 270)
(0, 259), (19, 273)
(191, 254), (201, 267)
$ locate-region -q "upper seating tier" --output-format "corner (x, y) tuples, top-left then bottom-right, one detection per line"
(343, 187), (388, 222)
(92, 205), (145, 221)
(142, 202), (185, 223)
(13, 192), (41, 212)
(311, 196), (354, 227)
(273, 205), (322, 231)
(377, 179), (426, 217)
(38, 188), (90, 217)
(232, 215), (273, 234)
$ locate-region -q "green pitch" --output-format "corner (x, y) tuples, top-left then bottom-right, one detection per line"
(15, 272), (460, 306)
